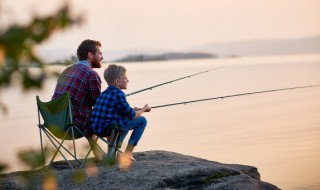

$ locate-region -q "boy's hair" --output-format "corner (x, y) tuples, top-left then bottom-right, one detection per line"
(77, 39), (101, 60)
(104, 64), (127, 85)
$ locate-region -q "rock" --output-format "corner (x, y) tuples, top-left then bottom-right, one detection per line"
(0, 150), (279, 190)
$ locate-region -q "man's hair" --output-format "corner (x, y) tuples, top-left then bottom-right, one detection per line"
(77, 39), (101, 60)
(104, 64), (127, 85)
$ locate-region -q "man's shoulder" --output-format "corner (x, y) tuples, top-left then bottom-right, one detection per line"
(72, 64), (93, 72)
(67, 64), (100, 77)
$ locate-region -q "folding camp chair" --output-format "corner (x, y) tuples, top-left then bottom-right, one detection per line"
(37, 93), (124, 169)
(36, 93), (108, 169)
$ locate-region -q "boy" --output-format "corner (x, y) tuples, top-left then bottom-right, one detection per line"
(90, 64), (151, 170)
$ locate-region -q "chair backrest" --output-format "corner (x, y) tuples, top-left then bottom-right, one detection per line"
(37, 93), (83, 140)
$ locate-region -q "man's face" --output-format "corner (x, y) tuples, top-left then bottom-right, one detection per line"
(91, 46), (103, 68)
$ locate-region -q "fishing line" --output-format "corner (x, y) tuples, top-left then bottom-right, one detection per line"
(151, 84), (320, 109)
(125, 66), (223, 97)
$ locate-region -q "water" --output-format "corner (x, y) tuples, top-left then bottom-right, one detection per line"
(1, 54), (320, 189)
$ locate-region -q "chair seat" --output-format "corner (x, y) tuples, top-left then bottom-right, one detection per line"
(42, 123), (84, 140)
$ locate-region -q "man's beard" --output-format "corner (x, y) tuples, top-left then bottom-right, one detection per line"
(91, 58), (102, 68)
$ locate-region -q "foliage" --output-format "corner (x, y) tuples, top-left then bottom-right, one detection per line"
(0, 3), (86, 188)
(16, 147), (88, 188)
(16, 147), (58, 189)
(72, 169), (86, 184)
(0, 162), (8, 173)
(0, 2), (93, 188)
(0, 3), (83, 115)
(0, 3), (82, 89)
(17, 169), (57, 190)
(17, 147), (52, 170)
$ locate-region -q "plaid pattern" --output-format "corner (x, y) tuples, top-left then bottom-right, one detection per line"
(52, 62), (101, 137)
(90, 85), (135, 134)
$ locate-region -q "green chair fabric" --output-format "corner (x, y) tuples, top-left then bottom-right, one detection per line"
(37, 93), (83, 140)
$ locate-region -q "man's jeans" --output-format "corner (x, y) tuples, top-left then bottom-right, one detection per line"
(119, 116), (147, 146)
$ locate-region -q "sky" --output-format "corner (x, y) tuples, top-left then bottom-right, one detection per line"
(1, 0), (320, 56)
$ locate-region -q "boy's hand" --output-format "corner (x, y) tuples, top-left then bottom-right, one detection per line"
(143, 104), (151, 112)
(133, 107), (141, 111)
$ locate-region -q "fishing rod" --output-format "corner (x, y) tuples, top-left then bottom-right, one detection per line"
(125, 67), (223, 97)
(151, 84), (320, 109)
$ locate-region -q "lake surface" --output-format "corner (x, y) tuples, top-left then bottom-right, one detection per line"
(1, 54), (320, 189)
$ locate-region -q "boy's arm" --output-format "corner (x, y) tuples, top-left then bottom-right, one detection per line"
(133, 104), (151, 119)
(116, 91), (151, 119)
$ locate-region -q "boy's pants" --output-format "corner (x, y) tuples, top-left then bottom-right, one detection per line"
(119, 116), (147, 146)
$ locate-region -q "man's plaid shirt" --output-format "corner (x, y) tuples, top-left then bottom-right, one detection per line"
(90, 85), (135, 134)
(52, 61), (101, 135)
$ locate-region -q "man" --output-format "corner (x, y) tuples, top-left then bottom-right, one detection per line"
(52, 39), (103, 159)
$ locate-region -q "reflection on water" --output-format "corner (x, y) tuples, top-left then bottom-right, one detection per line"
(1, 54), (320, 189)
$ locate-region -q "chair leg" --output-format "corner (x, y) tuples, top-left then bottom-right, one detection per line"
(81, 138), (97, 163)
(71, 126), (106, 168)
(44, 128), (81, 163)
(71, 127), (77, 160)
(79, 137), (106, 168)
(43, 129), (75, 170)
(80, 129), (121, 167)
(105, 130), (120, 165)
(39, 128), (45, 168)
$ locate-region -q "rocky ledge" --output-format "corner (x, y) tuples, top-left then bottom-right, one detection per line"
(0, 150), (279, 190)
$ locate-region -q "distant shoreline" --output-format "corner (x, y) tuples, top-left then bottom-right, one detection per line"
(38, 35), (320, 63)
(113, 52), (218, 63)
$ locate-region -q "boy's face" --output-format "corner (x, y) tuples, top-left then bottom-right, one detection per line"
(116, 72), (129, 90)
